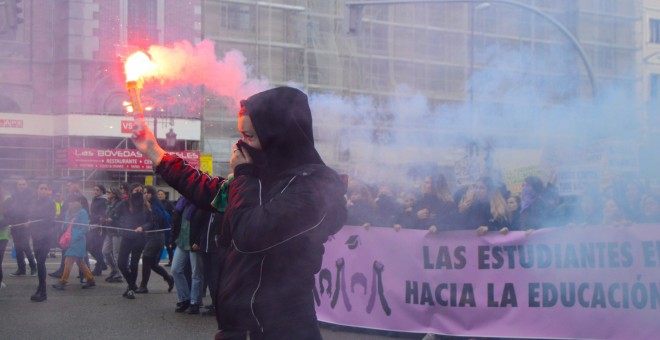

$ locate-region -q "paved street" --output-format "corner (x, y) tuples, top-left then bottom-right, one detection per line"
(0, 252), (412, 340)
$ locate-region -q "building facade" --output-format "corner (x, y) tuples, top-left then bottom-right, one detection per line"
(201, 0), (655, 190)
(0, 0), (203, 194)
(1, 0), (658, 194)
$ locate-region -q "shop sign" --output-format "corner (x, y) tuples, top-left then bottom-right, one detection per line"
(0, 119), (24, 128)
(55, 148), (200, 171)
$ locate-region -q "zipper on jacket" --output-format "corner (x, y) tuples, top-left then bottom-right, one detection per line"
(205, 213), (213, 251)
(250, 256), (266, 332)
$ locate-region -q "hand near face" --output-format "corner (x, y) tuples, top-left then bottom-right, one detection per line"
(417, 208), (430, 220)
(230, 145), (253, 172)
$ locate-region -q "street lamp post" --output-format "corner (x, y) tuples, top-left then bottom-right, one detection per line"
(148, 107), (177, 149)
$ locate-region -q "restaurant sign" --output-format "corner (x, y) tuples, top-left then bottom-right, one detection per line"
(55, 148), (200, 171)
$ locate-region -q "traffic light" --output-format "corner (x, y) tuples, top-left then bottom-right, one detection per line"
(6, 0), (24, 28)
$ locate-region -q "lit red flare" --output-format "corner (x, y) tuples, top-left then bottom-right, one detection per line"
(123, 51), (155, 118)
(124, 51), (155, 82)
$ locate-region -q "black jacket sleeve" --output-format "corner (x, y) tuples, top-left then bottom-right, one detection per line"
(156, 154), (227, 212)
(170, 206), (182, 245)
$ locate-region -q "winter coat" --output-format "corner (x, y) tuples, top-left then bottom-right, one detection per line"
(395, 205), (418, 229)
(103, 198), (121, 236)
(147, 197), (171, 237)
(63, 208), (89, 257)
(519, 198), (550, 229)
(373, 195), (401, 228)
(457, 196), (509, 231)
(189, 209), (222, 253)
(170, 198), (196, 250)
(28, 196), (57, 247)
(412, 193), (459, 230)
(89, 195), (108, 225)
(160, 199), (175, 219)
(110, 199), (151, 240)
(140, 197), (169, 258)
(4, 189), (32, 234)
(88, 194), (108, 246)
(156, 87), (347, 336)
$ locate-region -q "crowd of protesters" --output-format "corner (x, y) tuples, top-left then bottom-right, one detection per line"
(0, 179), (220, 317)
(1, 171), (659, 337)
(345, 173), (660, 234)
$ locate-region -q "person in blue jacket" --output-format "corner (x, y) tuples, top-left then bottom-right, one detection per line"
(52, 197), (96, 290)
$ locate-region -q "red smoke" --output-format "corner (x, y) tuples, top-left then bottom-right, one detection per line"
(142, 39), (268, 107)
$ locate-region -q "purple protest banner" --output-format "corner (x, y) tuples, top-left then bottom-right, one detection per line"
(315, 224), (660, 339)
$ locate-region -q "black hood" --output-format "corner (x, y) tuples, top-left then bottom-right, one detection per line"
(240, 87), (324, 176)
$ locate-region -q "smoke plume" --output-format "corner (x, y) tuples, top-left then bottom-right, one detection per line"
(143, 39), (268, 107)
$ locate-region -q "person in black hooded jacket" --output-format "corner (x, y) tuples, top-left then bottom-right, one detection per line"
(28, 182), (57, 302)
(5, 178), (37, 276)
(111, 183), (151, 299)
(132, 86), (347, 339)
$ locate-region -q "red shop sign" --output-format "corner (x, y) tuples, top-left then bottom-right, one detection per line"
(56, 148), (201, 171)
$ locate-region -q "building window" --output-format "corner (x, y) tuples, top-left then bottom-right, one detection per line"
(221, 4), (254, 32)
(127, 0), (158, 46)
(597, 48), (615, 74)
(651, 19), (660, 43)
(598, 0), (617, 14)
(651, 74), (660, 101)
(0, 95), (21, 113)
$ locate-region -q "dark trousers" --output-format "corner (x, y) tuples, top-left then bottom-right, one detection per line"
(0, 239), (8, 283)
(117, 236), (145, 290)
(11, 228), (35, 272)
(164, 229), (174, 264)
(87, 230), (105, 270)
(140, 255), (170, 288)
(202, 251), (223, 308)
(33, 241), (50, 292)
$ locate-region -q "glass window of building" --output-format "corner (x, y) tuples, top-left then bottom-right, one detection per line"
(221, 3), (254, 32)
(127, 0), (158, 46)
(651, 74), (660, 102)
(651, 18), (660, 44)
